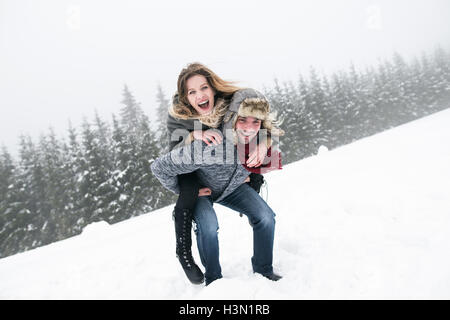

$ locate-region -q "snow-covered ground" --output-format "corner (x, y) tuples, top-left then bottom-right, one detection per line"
(1, 108), (450, 300)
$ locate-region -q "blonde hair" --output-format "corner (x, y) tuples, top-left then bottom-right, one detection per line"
(169, 62), (242, 120)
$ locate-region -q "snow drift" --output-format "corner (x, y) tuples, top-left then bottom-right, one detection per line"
(1, 108), (450, 299)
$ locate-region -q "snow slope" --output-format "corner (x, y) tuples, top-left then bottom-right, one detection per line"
(1, 109), (450, 300)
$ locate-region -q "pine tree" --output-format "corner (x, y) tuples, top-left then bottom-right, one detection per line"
(373, 59), (398, 129)
(38, 128), (67, 243)
(419, 52), (436, 112)
(431, 46), (450, 110)
(409, 56), (426, 117)
(359, 66), (382, 137)
(79, 118), (111, 226)
(120, 84), (148, 142)
(133, 117), (161, 214)
(264, 79), (298, 162)
(0, 146), (18, 257)
(0, 146), (14, 215)
(92, 111), (117, 223)
(293, 74), (317, 159)
(94, 110), (113, 171)
(347, 62), (377, 140)
(330, 71), (353, 144)
(14, 135), (46, 252)
(63, 121), (84, 233)
(307, 67), (332, 151)
(155, 84), (170, 155)
(108, 115), (129, 223)
(1, 139), (30, 257)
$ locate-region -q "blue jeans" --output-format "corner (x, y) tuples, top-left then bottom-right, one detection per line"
(193, 183), (276, 284)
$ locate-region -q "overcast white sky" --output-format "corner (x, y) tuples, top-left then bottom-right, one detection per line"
(1, 0), (450, 157)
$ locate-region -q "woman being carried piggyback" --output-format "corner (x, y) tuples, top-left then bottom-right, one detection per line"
(153, 64), (284, 285)
(164, 63), (276, 284)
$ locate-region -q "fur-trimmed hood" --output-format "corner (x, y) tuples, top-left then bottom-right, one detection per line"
(223, 89), (284, 141)
(235, 97), (270, 121)
(227, 88), (267, 113)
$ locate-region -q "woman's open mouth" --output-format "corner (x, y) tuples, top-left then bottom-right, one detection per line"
(198, 100), (210, 110)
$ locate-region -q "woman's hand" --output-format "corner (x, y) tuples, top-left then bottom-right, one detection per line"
(244, 176), (250, 183)
(192, 130), (223, 146)
(246, 142), (268, 167)
(198, 187), (212, 197)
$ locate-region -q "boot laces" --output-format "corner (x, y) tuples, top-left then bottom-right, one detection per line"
(176, 211), (195, 268)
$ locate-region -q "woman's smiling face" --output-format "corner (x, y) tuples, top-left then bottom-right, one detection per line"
(235, 116), (262, 143)
(186, 74), (215, 115)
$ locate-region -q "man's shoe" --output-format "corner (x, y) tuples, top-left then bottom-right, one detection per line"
(205, 275), (223, 286)
(261, 272), (282, 281)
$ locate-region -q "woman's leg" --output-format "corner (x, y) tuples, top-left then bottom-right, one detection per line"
(218, 183), (276, 277)
(176, 172), (200, 211)
(192, 195), (223, 285)
(173, 172), (203, 284)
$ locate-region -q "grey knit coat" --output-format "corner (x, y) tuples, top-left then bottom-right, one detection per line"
(155, 88), (267, 201)
(150, 137), (250, 202)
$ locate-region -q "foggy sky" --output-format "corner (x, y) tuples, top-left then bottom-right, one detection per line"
(1, 0), (450, 157)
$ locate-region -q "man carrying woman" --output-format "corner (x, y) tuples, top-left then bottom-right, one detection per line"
(151, 63), (284, 285)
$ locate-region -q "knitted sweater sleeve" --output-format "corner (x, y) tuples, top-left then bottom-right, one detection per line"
(150, 140), (205, 194)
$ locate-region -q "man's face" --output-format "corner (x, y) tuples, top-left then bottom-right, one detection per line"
(235, 116), (262, 143)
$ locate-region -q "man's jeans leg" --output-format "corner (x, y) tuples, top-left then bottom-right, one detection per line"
(218, 183), (276, 276)
(192, 196), (222, 284)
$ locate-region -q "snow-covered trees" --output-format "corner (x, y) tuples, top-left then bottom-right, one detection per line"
(264, 47), (450, 163)
(0, 85), (174, 258)
(0, 47), (449, 258)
